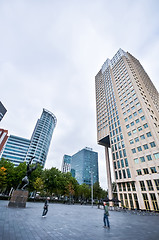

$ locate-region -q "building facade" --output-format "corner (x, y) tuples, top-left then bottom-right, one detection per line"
(0, 129), (8, 154)
(61, 154), (72, 173)
(95, 49), (159, 211)
(1, 109), (57, 167)
(0, 102), (7, 122)
(71, 147), (99, 186)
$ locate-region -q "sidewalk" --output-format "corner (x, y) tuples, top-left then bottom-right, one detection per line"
(0, 200), (159, 240)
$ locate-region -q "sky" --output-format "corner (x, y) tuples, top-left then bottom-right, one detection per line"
(0, 0), (159, 189)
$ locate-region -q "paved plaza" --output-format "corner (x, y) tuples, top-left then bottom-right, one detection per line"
(0, 200), (159, 240)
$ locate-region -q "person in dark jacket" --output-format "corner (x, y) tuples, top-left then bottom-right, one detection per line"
(42, 197), (50, 217)
(103, 202), (110, 228)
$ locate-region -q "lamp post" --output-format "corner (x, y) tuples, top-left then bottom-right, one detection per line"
(91, 169), (93, 208)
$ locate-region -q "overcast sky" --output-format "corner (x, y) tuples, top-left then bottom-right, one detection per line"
(0, 0), (159, 189)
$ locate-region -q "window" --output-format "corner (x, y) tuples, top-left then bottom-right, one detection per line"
(154, 179), (159, 190)
(132, 129), (137, 134)
(136, 102), (140, 107)
(138, 109), (143, 113)
(143, 144), (149, 150)
(143, 123), (148, 128)
(134, 158), (139, 164)
(115, 171), (118, 180)
(137, 169), (142, 175)
(129, 115), (132, 119)
(143, 168), (149, 174)
(135, 137), (139, 142)
(130, 139), (134, 144)
(128, 131), (131, 136)
(137, 146), (142, 152)
(140, 134), (145, 140)
(140, 181), (146, 191)
(135, 119), (140, 123)
(154, 153), (159, 160)
(150, 142), (156, 148)
(125, 118), (128, 122)
(132, 148), (136, 153)
(127, 183), (131, 191)
(146, 180), (154, 191)
(133, 112), (137, 116)
(146, 132), (152, 137)
(121, 159), (124, 168)
(126, 168), (131, 178)
(140, 116), (145, 121)
(117, 160), (120, 169)
(150, 167), (157, 173)
(140, 156), (145, 162)
(119, 170), (122, 179)
(130, 122), (134, 126)
(138, 126), (142, 131)
(150, 193), (159, 211)
(123, 169), (126, 178)
(146, 155), (152, 161)
(124, 158), (128, 167)
(126, 124), (130, 129)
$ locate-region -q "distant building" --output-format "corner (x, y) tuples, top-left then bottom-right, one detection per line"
(71, 147), (99, 186)
(1, 135), (30, 166)
(61, 154), (72, 173)
(1, 109), (57, 167)
(0, 102), (7, 121)
(0, 129), (8, 154)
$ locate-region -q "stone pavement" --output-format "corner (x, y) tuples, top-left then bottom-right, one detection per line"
(0, 200), (159, 240)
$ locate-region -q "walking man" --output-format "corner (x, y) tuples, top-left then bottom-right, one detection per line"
(42, 197), (50, 217)
(103, 202), (110, 228)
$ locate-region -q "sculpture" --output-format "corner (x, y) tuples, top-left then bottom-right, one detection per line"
(17, 157), (37, 190)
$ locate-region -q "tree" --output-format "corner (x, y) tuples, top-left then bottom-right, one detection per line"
(0, 167), (7, 192)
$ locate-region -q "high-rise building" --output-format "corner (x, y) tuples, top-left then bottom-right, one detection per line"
(61, 154), (72, 173)
(0, 102), (7, 121)
(95, 49), (159, 211)
(1, 135), (30, 166)
(71, 147), (99, 186)
(0, 129), (8, 154)
(1, 109), (57, 167)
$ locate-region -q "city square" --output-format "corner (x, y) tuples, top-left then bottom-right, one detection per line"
(0, 200), (159, 240)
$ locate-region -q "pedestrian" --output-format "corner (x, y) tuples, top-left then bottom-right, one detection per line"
(103, 202), (110, 228)
(42, 197), (50, 217)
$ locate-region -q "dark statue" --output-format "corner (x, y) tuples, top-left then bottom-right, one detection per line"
(17, 157), (37, 190)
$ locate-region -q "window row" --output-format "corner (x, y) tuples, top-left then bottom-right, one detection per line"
(136, 166), (157, 175)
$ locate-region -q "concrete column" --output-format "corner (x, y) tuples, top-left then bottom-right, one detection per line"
(105, 146), (113, 206)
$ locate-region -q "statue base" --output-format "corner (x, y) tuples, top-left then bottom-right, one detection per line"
(8, 189), (29, 208)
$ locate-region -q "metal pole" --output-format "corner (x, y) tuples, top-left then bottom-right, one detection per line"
(91, 170), (93, 208)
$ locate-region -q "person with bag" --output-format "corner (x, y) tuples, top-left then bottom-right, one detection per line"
(103, 202), (110, 228)
(42, 197), (50, 217)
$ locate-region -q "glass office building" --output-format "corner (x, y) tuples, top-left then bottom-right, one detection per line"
(1, 109), (57, 167)
(0, 102), (7, 122)
(71, 147), (99, 186)
(61, 154), (72, 173)
(95, 49), (159, 211)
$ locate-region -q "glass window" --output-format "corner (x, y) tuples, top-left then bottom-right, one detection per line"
(154, 153), (159, 160)
(119, 170), (122, 179)
(137, 146), (142, 152)
(146, 155), (152, 161)
(123, 149), (127, 157)
(138, 126), (142, 131)
(130, 122), (134, 126)
(125, 118), (128, 122)
(135, 137), (139, 142)
(143, 123), (148, 128)
(140, 156), (145, 162)
(143, 168), (149, 174)
(150, 167), (157, 173)
(138, 109), (143, 113)
(123, 170), (126, 178)
(132, 129), (137, 134)
(128, 131), (131, 136)
(117, 160), (120, 168)
(140, 134), (145, 140)
(140, 181), (146, 191)
(115, 171), (118, 179)
(146, 180), (154, 191)
(140, 116), (145, 121)
(143, 144), (149, 150)
(133, 112), (137, 116)
(129, 115), (132, 119)
(132, 148), (136, 153)
(134, 158), (139, 164)
(154, 179), (159, 190)
(126, 168), (131, 178)
(121, 159), (124, 168)
(130, 139), (134, 144)
(135, 119), (140, 123)
(146, 132), (152, 137)
(126, 124), (130, 129)
(137, 169), (142, 175)
(150, 142), (156, 148)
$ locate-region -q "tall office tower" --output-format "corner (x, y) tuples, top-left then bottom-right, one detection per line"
(61, 154), (72, 173)
(25, 109), (57, 166)
(1, 109), (57, 167)
(0, 129), (8, 154)
(1, 135), (30, 166)
(0, 102), (7, 121)
(71, 147), (99, 185)
(95, 49), (159, 211)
